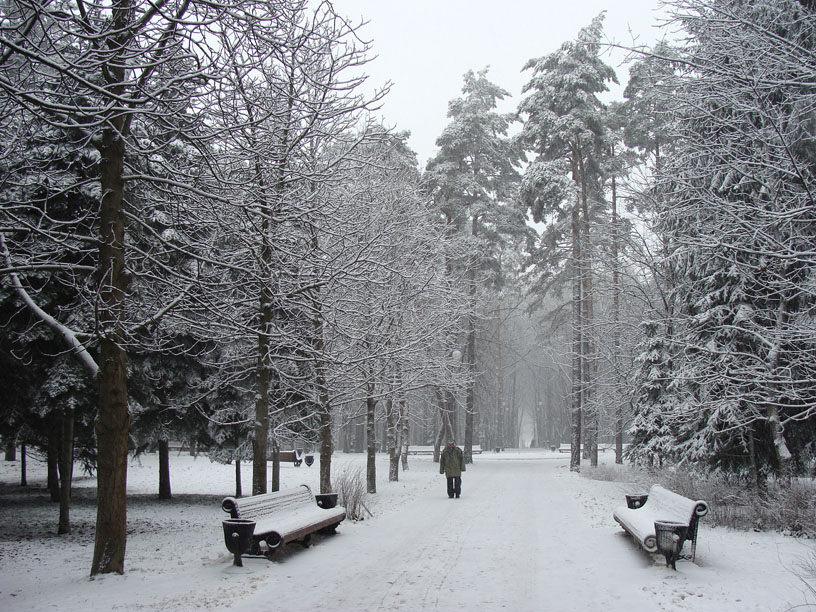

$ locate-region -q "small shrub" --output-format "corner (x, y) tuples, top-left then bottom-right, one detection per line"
(333, 465), (371, 521)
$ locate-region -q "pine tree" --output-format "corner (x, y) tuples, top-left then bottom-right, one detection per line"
(643, 0), (816, 478)
(518, 14), (617, 470)
(426, 68), (525, 463)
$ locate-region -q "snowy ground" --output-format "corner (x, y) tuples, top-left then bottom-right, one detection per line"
(1, 449), (814, 611)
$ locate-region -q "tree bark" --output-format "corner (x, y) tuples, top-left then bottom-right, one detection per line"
(158, 439), (171, 500)
(20, 444), (27, 487)
(578, 154), (597, 468)
(318, 400), (333, 494)
(570, 154), (583, 472)
(271, 440), (280, 493)
(235, 458), (242, 498)
(494, 304), (503, 453)
(58, 407), (74, 535)
(400, 398), (409, 472)
(464, 314), (476, 463)
(252, 278), (272, 495)
(4, 440), (15, 461)
(433, 391), (447, 463)
(47, 423), (60, 502)
(91, 96), (131, 575)
(366, 383), (377, 494)
(611, 170), (623, 465)
(315, 319), (334, 494)
(766, 295), (794, 481)
(386, 394), (400, 482)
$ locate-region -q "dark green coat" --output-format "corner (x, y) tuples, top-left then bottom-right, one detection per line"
(440, 445), (466, 477)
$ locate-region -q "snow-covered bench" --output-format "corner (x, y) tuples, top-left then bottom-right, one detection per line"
(221, 484), (345, 563)
(406, 445), (482, 455)
(266, 450), (303, 466)
(613, 484), (708, 565)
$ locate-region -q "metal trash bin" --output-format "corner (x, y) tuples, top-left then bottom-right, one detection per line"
(222, 518), (256, 567)
(625, 493), (649, 509)
(316, 493), (338, 509)
(654, 520), (689, 570)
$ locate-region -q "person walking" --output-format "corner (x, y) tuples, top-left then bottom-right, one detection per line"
(439, 440), (466, 498)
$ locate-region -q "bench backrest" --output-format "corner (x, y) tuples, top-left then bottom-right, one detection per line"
(222, 484), (315, 520)
(645, 484), (708, 525)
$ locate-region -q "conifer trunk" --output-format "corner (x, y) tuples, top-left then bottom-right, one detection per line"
(611, 171), (623, 464)
(579, 155), (597, 468)
(47, 423), (60, 502)
(158, 439), (171, 500)
(234, 458), (242, 498)
(570, 156), (583, 472)
(58, 407), (74, 534)
(91, 95), (131, 575)
(20, 444), (27, 487)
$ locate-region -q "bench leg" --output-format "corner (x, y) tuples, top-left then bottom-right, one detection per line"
(687, 518), (699, 562)
(300, 534), (312, 548)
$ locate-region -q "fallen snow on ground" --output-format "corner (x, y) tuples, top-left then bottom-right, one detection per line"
(0, 450), (814, 611)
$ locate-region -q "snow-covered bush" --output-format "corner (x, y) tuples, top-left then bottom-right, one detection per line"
(333, 465), (370, 521)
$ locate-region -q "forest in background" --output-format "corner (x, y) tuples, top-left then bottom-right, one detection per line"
(1, 0), (815, 575)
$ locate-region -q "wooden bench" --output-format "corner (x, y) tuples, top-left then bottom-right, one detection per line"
(221, 484), (345, 564)
(406, 445), (483, 455)
(613, 484), (708, 567)
(557, 444), (610, 453)
(406, 446), (435, 455)
(266, 450), (303, 466)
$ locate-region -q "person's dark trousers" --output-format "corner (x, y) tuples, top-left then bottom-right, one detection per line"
(446, 476), (461, 498)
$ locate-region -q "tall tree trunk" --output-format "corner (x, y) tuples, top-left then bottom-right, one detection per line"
(400, 397), (409, 471)
(252, 266), (272, 496)
(315, 320), (334, 494)
(464, 214), (478, 463)
(366, 382), (377, 494)
(570, 153), (583, 472)
(235, 458), (242, 498)
(20, 444), (27, 487)
(5, 439), (15, 461)
(386, 395), (399, 482)
(579, 155), (597, 468)
(248, 69), (293, 498)
(433, 389), (448, 463)
(767, 293), (794, 481)
(158, 439), (171, 500)
(464, 312), (476, 463)
(510, 366), (518, 447)
(91, 97), (131, 576)
(495, 305), (504, 452)
(271, 440), (280, 492)
(47, 422), (60, 502)
(611, 170), (623, 464)
(58, 407), (74, 534)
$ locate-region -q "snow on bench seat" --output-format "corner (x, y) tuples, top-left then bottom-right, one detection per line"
(222, 484), (345, 554)
(613, 484), (708, 556)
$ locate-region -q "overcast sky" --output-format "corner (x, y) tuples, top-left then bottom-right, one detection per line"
(331, 0), (671, 167)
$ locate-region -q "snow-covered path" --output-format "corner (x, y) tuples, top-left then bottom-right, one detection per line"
(233, 457), (657, 612)
(2, 451), (812, 611)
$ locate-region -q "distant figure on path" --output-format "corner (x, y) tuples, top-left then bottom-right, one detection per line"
(439, 440), (466, 498)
